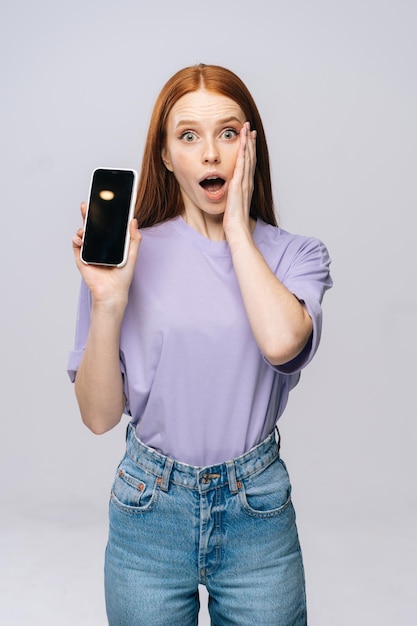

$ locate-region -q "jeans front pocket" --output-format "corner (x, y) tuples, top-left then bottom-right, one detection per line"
(110, 455), (159, 514)
(239, 456), (292, 518)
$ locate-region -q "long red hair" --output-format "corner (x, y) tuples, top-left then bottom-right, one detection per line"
(135, 64), (277, 228)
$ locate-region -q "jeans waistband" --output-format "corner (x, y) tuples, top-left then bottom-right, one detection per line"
(125, 424), (280, 495)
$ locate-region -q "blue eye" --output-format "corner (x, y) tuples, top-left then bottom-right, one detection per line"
(181, 132), (196, 142)
(221, 128), (238, 140)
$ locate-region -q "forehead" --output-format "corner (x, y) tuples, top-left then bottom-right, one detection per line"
(167, 89), (245, 126)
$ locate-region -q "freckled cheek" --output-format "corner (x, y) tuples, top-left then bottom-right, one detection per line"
(224, 146), (240, 175)
(225, 140), (240, 158)
(169, 151), (196, 175)
(169, 155), (199, 195)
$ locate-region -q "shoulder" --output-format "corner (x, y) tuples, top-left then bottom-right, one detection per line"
(139, 218), (177, 240)
(254, 219), (330, 267)
(137, 218), (181, 261)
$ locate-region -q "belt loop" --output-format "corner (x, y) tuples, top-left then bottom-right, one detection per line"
(159, 457), (174, 492)
(226, 461), (239, 494)
(275, 426), (281, 453)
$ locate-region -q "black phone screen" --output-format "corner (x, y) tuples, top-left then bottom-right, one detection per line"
(82, 168), (136, 265)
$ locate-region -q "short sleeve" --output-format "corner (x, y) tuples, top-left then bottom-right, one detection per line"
(66, 280), (92, 382)
(269, 236), (332, 374)
(66, 280), (130, 416)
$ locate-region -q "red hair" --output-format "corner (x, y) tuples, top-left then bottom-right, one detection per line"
(135, 64), (277, 228)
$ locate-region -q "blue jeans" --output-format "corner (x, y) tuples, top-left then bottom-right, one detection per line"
(104, 424), (307, 625)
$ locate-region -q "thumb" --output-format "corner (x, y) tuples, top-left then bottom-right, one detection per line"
(127, 218), (142, 257)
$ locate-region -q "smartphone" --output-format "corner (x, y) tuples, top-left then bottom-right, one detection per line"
(81, 167), (138, 267)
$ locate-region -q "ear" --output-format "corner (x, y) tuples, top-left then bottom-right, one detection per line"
(161, 147), (173, 172)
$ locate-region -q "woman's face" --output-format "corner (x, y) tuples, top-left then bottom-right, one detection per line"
(162, 88), (246, 222)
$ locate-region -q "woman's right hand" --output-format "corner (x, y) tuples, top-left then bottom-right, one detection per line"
(72, 202), (142, 310)
(72, 202), (142, 434)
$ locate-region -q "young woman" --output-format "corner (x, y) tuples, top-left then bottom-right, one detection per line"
(68, 63), (332, 625)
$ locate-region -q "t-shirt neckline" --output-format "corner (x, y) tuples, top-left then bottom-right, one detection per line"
(171, 215), (267, 257)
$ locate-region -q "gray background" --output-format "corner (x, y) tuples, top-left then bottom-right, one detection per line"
(1, 0), (416, 624)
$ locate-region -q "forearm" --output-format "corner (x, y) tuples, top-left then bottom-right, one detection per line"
(75, 301), (126, 434)
(229, 229), (313, 366)
(71, 215), (142, 433)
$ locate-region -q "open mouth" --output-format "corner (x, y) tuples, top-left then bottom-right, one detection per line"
(199, 176), (225, 193)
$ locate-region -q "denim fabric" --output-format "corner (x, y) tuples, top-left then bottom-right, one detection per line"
(104, 425), (307, 625)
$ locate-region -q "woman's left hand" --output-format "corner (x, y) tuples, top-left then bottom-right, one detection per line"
(223, 121), (257, 241)
(224, 122), (313, 366)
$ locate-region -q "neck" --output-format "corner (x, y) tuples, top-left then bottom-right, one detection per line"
(182, 210), (226, 241)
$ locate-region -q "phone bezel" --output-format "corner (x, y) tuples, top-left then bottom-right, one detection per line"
(80, 167), (138, 268)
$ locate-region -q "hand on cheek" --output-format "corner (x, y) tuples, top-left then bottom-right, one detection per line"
(223, 122), (257, 236)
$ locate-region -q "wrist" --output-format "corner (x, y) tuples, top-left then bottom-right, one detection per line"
(225, 218), (256, 255)
(91, 294), (128, 321)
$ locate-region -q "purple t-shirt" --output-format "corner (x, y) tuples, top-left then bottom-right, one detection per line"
(68, 216), (332, 466)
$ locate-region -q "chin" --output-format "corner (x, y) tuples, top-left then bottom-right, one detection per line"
(202, 204), (226, 216)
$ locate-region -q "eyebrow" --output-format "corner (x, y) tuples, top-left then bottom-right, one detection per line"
(174, 116), (244, 129)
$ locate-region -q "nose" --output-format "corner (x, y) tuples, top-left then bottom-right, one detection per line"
(202, 139), (220, 164)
